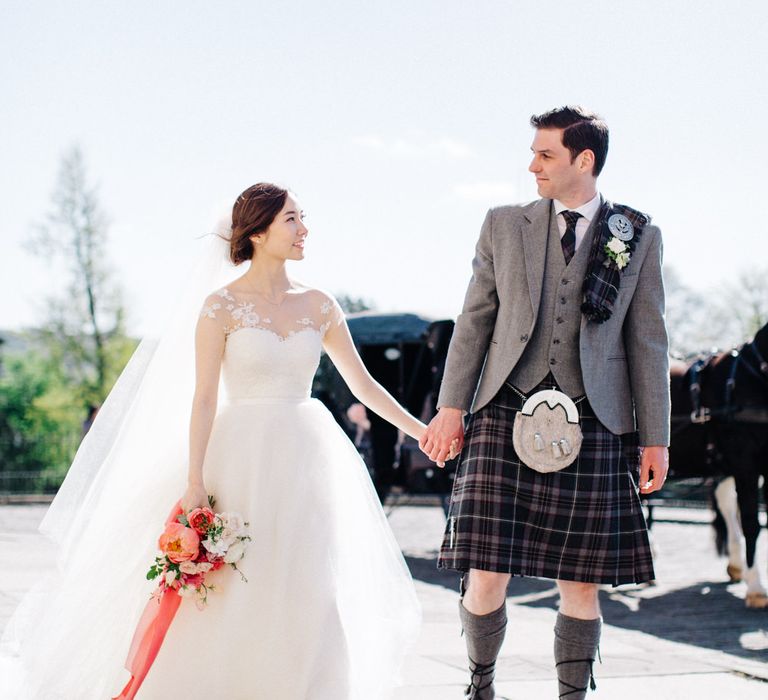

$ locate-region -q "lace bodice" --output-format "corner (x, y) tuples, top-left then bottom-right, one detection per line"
(199, 286), (344, 401)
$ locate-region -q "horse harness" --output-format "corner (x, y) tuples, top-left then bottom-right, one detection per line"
(674, 337), (768, 431)
(668, 338), (768, 474)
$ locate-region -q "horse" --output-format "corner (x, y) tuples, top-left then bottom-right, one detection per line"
(668, 321), (768, 608)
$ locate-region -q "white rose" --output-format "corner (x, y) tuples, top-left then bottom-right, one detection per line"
(203, 538), (227, 556)
(196, 562), (213, 573)
(606, 237), (627, 254)
(179, 561), (198, 575)
(223, 540), (247, 564)
(220, 513), (246, 535)
(219, 528), (237, 547)
(165, 570), (178, 586)
(616, 251), (631, 269)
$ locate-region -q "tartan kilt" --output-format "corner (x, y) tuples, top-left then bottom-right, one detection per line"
(437, 382), (654, 586)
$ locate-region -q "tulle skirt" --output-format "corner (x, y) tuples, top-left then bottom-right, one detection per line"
(0, 398), (420, 699)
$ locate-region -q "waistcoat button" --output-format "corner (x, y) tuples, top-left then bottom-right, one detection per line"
(520, 333), (529, 342)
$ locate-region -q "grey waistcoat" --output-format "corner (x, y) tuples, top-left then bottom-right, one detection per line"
(507, 206), (596, 397)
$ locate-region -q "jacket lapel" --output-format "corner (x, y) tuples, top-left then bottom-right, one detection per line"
(521, 199), (551, 317)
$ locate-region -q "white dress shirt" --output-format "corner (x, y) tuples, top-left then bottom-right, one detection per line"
(553, 192), (601, 252)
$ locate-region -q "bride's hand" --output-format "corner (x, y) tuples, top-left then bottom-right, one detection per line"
(181, 483), (209, 513)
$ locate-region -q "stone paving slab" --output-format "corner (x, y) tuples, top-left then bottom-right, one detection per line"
(385, 500), (768, 696)
(395, 673), (768, 700)
(2, 502), (767, 698)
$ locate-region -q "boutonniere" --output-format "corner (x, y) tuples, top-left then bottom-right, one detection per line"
(604, 236), (631, 270)
(603, 214), (635, 271)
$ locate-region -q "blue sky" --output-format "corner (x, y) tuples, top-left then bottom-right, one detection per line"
(2, 0), (766, 334)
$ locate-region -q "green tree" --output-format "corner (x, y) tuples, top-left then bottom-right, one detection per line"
(0, 351), (82, 493)
(0, 147), (137, 493)
(29, 146), (136, 410)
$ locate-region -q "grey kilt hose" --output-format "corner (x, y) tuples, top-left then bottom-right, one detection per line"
(437, 382), (655, 586)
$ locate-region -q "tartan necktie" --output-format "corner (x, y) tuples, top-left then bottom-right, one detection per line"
(560, 210), (581, 264)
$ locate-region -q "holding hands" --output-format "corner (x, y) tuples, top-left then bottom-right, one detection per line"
(420, 407), (465, 468)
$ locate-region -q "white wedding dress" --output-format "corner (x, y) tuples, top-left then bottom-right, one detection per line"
(0, 286), (420, 699)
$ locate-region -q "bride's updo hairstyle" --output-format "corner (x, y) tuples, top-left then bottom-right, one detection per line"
(228, 183), (289, 265)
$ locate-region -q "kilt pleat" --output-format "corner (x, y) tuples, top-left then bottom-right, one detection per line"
(437, 384), (655, 586)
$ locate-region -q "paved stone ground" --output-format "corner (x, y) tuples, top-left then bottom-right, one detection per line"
(386, 501), (768, 698)
(1, 503), (767, 699)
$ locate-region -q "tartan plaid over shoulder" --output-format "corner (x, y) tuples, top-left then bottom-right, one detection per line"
(580, 202), (651, 323)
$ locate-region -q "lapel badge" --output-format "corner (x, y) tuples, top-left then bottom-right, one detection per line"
(608, 214), (634, 241)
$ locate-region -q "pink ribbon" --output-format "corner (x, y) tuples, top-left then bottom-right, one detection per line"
(112, 502), (184, 700)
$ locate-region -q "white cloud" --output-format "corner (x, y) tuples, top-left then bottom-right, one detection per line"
(352, 134), (474, 159)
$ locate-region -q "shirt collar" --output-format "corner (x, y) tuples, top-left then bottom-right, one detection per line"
(553, 192), (602, 223)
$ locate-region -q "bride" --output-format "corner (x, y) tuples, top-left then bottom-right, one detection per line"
(0, 183), (432, 699)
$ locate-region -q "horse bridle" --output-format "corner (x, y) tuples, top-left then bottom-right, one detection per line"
(676, 337), (768, 432)
(722, 337), (768, 421)
(740, 338), (768, 381)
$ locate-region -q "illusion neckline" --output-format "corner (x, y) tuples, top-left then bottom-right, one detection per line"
(223, 285), (309, 307)
(225, 325), (323, 343)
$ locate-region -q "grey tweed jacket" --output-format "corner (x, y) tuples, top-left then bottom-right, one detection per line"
(437, 198), (671, 446)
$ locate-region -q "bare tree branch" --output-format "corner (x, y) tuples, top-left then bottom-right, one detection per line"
(30, 145), (132, 407)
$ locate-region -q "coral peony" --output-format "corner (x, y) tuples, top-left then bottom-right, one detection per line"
(187, 507), (216, 535)
(159, 522), (200, 563)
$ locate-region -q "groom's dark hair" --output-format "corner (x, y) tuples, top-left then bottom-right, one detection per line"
(530, 106), (609, 176)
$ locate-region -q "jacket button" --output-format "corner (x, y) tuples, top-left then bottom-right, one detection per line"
(549, 358), (557, 365)
(553, 338), (560, 345)
(556, 317), (564, 324)
(560, 296), (567, 304)
(520, 334), (529, 342)
(561, 279), (569, 285)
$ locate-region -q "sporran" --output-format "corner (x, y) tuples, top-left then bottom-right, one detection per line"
(511, 389), (583, 473)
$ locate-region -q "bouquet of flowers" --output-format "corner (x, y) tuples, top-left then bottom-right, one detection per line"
(148, 498), (251, 608)
(113, 498), (250, 700)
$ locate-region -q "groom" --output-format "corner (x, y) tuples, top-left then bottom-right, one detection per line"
(420, 106), (670, 699)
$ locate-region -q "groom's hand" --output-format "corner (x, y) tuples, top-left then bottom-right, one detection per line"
(638, 446), (668, 494)
(420, 407), (465, 468)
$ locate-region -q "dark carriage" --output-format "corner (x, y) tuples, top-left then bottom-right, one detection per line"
(312, 312), (457, 503)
